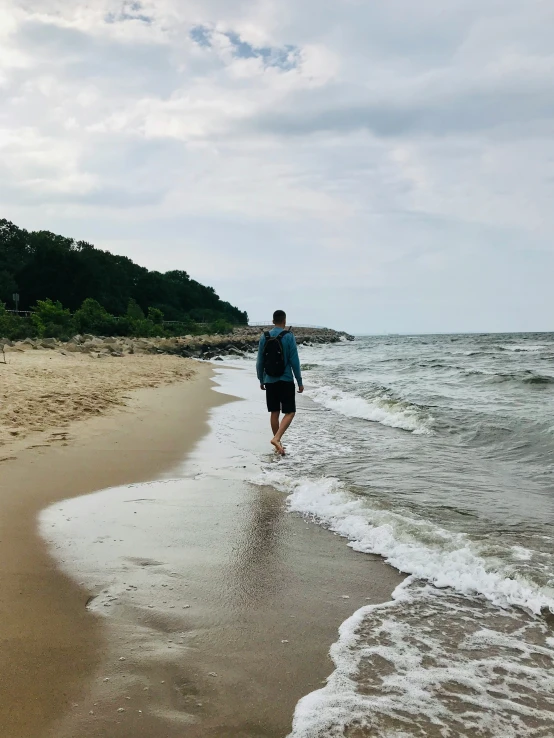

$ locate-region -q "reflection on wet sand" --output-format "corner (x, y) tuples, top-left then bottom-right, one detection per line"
(230, 484), (287, 606)
(41, 367), (401, 738)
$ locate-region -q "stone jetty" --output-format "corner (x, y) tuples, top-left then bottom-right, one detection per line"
(1, 326), (354, 360)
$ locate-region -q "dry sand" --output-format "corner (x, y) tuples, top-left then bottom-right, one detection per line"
(0, 349), (197, 454)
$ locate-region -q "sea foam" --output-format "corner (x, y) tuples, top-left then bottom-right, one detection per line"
(287, 579), (554, 738)
(305, 385), (434, 435)
(263, 473), (554, 737)
(258, 472), (554, 614)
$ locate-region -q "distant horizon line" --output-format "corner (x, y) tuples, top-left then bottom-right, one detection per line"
(350, 329), (553, 337)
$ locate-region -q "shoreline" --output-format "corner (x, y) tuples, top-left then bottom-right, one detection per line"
(0, 363), (225, 738)
(36, 365), (403, 738)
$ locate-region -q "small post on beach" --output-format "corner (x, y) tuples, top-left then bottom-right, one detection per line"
(12, 293), (19, 313)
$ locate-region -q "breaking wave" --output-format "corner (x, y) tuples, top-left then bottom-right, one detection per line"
(259, 473), (554, 613)
(305, 385), (435, 435)
(252, 472), (554, 738)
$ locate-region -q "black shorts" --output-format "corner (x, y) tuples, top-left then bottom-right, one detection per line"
(265, 381), (296, 414)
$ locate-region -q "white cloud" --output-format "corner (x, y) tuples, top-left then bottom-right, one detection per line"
(0, 0), (553, 332)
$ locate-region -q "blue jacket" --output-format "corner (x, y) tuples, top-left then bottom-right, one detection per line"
(256, 328), (303, 386)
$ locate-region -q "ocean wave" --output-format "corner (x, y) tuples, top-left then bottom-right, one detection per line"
(259, 473), (554, 613)
(522, 374), (554, 385)
(305, 386), (434, 435)
(258, 472), (554, 737)
(496, 344), (549, 353)
(288, 581), (554, 738)
(464, 369), (554, 386)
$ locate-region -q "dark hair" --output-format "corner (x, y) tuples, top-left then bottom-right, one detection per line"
(273, 310), (286, 324)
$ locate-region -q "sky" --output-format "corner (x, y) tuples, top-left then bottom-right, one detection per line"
(1, 0), (553, 334)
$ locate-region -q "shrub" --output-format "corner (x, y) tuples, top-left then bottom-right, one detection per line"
(73, 298), (117, 335)
(126, 298), (145, 321)
(0, 302), (34, 340)
(31, 299), (74, 338)
(164, 316), (199, 336)
(209, 319), (233, 335)
(129, 318), (164, 337)
(147, 306), (164, 325)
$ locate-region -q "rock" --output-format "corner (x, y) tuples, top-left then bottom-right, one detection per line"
(226, 347), (244, 356)
(82, 339), (104, 350)
(214, 356), (224, 361)
(69, 334), (84, 344)
(83, 334), (95, 341)
(41, 338), (58, 349)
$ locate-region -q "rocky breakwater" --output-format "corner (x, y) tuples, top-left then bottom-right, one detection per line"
(0, 326), (354, 361)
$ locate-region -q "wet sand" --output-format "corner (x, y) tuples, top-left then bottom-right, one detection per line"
(0, 363), (222, 738)
(37, 367), (403, 738)
(41, 478), (402, 738)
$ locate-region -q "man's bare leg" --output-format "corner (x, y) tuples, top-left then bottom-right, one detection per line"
(270, 411), (280, 438)
(271, 412), (295, 455)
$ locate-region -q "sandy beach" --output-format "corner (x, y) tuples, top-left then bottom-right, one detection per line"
(0, 352), (220, 737)
(0, 349), (198, 454)
(0, 351), (401, 737)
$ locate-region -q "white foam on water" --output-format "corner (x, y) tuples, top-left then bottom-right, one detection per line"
(250, 472), (554, 736)
(305, 385), (434, 435)
(497, 344), (549, 353)
(256, 471), (554, 614)
(288, 580), (554, 738)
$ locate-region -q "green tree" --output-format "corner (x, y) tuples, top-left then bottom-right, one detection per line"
(0, 270), (17, 303)
(73, 298), (117, 335)
(147, 306), (164, 325)
(31, 299), (74, 338)
(0, 218), (248, 324)
(126, 298), (145, 320)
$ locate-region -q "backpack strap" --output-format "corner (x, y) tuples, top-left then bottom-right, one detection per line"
(264, 331), (271, 341)
(277, 330), (288, 340)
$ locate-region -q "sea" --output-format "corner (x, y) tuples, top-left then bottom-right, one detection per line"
(40, 331), (554, 737)
(240, 331), (554, 737)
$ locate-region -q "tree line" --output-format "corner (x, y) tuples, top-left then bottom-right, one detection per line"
(0, 218), (248, 339)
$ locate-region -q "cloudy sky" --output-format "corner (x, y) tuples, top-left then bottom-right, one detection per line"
(1, 0), (553, 334)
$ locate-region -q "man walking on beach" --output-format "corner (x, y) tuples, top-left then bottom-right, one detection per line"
(257, 310), (304, 456)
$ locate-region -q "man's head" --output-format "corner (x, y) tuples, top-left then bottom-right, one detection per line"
(273, 309), (286, 327)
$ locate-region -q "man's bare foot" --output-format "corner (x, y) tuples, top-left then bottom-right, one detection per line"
(271, 437), (285, 455)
